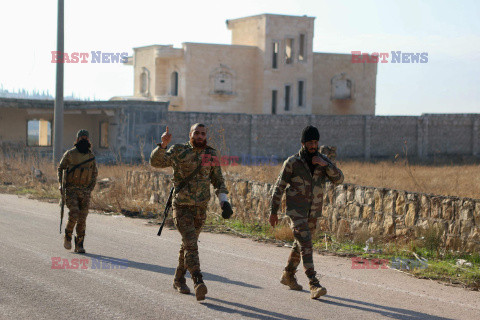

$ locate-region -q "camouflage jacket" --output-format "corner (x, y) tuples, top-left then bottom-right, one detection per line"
(270, 149), (344, 219)
(57, 147), (98, 191)
(150, 142), (228, 207)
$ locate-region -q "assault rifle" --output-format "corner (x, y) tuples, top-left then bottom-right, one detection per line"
(157, 187), (174, 236)
(59, 170), (66, 234)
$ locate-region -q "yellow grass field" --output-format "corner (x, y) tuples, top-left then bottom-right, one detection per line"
(224, 160), (480, 199)
(1, 153), (478, 254)
(1, 152), (479, 216)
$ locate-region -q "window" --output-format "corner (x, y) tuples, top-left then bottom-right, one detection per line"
(272, 42), (279, 69)
(27, 119), (51, 146)
(284, 85), (291, 111)
(140, 72), (147, 94)
(272, 90), (277, 114)
(99, 121), (109, 148)
(298, 81), (304, 107)
(299, 34), (305, 61)
(285, 38), (294, 64)
(171, 71), (178, 96)
(140, 67), (150, 96)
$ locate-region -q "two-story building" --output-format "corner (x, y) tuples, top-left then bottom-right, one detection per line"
(115, 13), (377, 115)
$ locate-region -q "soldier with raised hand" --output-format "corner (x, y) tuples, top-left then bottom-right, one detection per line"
(58, 129), (98, 254)
(150, 123), (232, 301)
(269, 125), (344, 299)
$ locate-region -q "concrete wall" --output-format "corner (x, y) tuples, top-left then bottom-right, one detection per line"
(2, 98), (479, 161)
(261, 15), (316, 115)
(153, 46), (185, 106)
(183, 43), (261, 114)
(0, 107), (110, 150)
(165, 112), (480, 160)
(313, 53), (377, 115)
(133, 46), (158, 98)
(126, 171), (480, 252)
(228, 15), (266, 49)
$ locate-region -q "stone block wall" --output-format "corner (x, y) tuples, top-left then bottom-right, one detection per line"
(2, 98), (479, 162)
(165, 112), (480, 161)
(126, 170), (480, 252)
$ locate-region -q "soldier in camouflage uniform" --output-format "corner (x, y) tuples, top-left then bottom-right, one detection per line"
(269, 126), (344, 299)
(150, 123), (231, 301)
(58, 129), (98, 254)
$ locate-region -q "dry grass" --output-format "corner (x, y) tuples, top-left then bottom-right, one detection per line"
(0, 149), (165, 216)
(1, 149), (479, 220)
(342, 160), (480, 198)
(273, 224), (294, 242)
(224, 159), (480, 199)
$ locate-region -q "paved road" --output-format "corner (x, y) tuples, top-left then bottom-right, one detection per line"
(1, 193), (479, 320)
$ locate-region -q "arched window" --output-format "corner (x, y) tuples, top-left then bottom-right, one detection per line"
(331, 73), (354, 100)
(171, 71), (178, 96)
(140, 67), (150, 96)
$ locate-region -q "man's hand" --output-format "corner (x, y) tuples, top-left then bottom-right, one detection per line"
(312, 156), (328, 167)
(160, 126), (172, 149)
(221, 201), (233, 219)
(269, 213), (278, 227)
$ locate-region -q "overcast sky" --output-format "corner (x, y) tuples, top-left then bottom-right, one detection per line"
(1, 0), (479, 115)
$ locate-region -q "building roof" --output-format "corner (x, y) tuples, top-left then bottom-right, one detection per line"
(0, 97), (169, 110)
(226, 13), (315, 25)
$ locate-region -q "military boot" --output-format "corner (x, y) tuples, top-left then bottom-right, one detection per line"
(192, 271), (208, 301)
(280, 270), (303, 290)
(74, 236), (86, 254)
(173, 268), (191, 294)
(308, 276), (327, 299)
(64, 231), (72, 250)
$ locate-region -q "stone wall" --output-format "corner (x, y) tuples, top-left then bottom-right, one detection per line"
(126, 170), (480, 252)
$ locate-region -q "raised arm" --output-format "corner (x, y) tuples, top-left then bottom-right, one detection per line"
(324, 162), (344, 185)
(150, 126), (176, 168)
(312, 154), (344, 185)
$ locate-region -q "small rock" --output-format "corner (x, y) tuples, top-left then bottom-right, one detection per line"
(456, 259), (472, 267)
(149, 192), (159, 204)
(97, 178), (112, 189)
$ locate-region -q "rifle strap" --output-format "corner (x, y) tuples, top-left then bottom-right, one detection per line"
(66, 156), (95, 175)
(174, 149), (211, 193)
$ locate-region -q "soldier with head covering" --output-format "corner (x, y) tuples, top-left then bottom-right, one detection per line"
(269, 125), (344, 299)
(57, 129), (98, 254)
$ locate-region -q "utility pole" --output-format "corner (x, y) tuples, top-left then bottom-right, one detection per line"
(53, 0), (64, 163)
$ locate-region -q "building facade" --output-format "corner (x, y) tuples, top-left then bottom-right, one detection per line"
(1, 98), (478, 162)
(0, 98), (168, 162)
(118, 14), (377, 115)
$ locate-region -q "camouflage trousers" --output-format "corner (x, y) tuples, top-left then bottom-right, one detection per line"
(173, 205), (207, 276)
(285, 217), (318, 278)
(65, 187), (91, 237)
